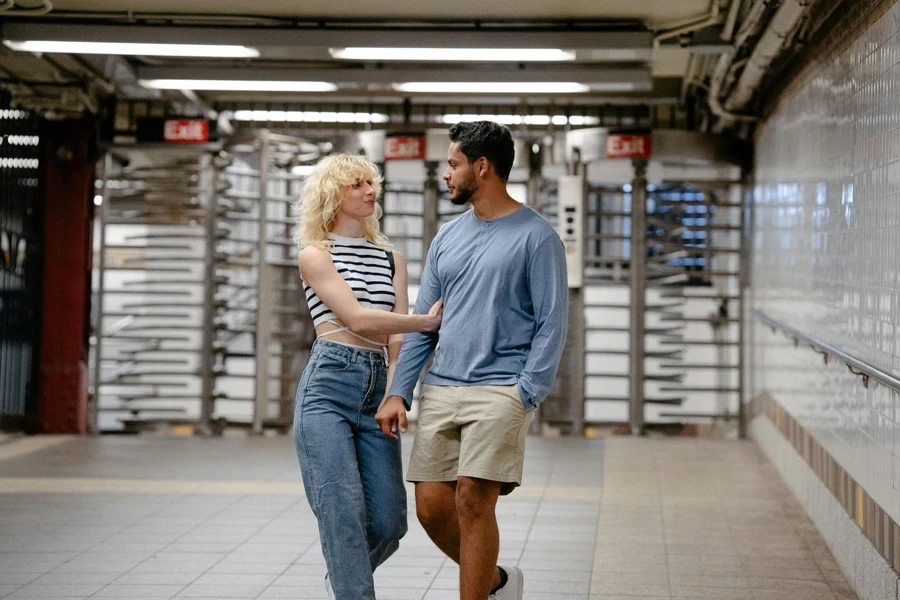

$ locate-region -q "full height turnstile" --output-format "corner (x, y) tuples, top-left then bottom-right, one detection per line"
(90, 132), (320, 434)
(537, 128), (748, 436)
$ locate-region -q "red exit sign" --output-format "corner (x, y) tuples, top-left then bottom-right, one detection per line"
(384, 135), (426, 161)
(606, 133), (652, 159)
(163, 119), (210, 143)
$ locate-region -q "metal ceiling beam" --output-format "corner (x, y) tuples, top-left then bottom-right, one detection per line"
(1, 22), (653, 60)
(135, 65), (653, 89)
(197, 85), (680, 104)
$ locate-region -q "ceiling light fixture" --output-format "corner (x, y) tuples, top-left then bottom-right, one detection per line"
(140, 80), (338, 92)
(441, 114), (600, 126)
(393, 82), (591, 94)
(330, 47), (576, 62)
(4, 40), (260, 58)
(231, 110), (389, 124)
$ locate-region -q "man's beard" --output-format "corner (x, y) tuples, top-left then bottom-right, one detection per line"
(449, 174), (477, 206)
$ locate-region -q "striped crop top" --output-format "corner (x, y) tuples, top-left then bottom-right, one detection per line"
(302, 234), (396, 327)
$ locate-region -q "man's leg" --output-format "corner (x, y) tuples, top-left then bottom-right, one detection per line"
(415, 481), (503, 596)
(450, 384), (533, 599)
(456, 477), (502, 600)
(415, 481), (459, 561)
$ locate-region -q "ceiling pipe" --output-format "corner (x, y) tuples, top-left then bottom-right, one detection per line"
(696, 0), (770, 127)
(672, 0), (758, 124)
(680, 54), (699, 103)
(733, 0), (772, 49)
(721, 0), (743, 41)
(0, 0), (53, 15)
(708, 54), (758, 124)
(725, 0), (811, 111)
(654, 0), (724, 45)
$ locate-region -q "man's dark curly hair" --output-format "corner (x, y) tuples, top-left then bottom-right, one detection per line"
(448, 121), (515, 181)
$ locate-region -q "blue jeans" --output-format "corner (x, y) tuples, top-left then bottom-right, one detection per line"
(293, 340), (408, 600)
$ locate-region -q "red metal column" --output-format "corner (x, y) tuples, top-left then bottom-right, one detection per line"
(38, 118), (97, 434)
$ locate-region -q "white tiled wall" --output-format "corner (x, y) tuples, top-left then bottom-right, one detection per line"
(753, 1), (900, 524)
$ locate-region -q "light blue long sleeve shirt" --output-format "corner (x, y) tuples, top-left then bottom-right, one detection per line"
(387, 205), (568, 410)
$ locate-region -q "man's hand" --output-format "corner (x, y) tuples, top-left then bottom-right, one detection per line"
(375, 395), (408, 440)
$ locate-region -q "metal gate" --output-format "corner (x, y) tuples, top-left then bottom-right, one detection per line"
(0, 99), (43, 429)
(218, 132), (317, 435)
(90, 132), (318, 434)
(538, 174), (745, 434)
(91, 147), (221, 432)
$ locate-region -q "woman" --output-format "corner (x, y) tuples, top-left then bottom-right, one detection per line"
(293, 153), (441, 600)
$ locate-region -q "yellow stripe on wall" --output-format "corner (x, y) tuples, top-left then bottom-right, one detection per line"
(857, 485), (865, 529)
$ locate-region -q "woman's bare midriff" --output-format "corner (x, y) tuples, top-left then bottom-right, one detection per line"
(315, 320), (387, 350)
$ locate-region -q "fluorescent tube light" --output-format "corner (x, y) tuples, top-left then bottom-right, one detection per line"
(330, 47), (576, 62)
(393, 82), (590, 94)
(232, 110), (388, 124)
(140, 80), (338, 92)
(4, 40), (259, 58)
(441, 114), (600, 126)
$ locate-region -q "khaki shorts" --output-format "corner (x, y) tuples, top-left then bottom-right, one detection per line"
(408, 384), (535, 495)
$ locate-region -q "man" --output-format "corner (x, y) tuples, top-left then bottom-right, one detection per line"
(375, 121), (568, 600)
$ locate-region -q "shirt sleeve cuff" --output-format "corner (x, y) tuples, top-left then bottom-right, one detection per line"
(387, 387), (413, 411)
(517, 381), (538, 410)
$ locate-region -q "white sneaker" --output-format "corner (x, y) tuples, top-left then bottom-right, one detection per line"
(325, 574), (335, 600)
(489, 565), (523, 600)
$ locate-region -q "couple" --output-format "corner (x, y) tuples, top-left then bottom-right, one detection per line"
(293, 121), (568, 600)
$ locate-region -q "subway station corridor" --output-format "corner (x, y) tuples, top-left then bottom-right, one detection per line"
(0, 433), (855, 600)
(7, 1), (900, 599)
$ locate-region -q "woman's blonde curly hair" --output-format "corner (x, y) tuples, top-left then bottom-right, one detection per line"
(294, 153), (390, 250)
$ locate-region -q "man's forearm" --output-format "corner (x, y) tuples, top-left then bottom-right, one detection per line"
(386, 331), (438, 408)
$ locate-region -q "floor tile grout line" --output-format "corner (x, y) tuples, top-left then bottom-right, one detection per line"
(513, 474), (550, 567)
(186, 497), (307, 600)
(1, 499), (154, 597)
(413, 490), (445, 600)
(655, 449), (673, 600)
(718, 454), (752, 594)
(84, 493), (297, 599)
(0, 438), (857, 600)
(251, 532), (321, 600)
(419, 556), (448, 600)
(587, 441), (610, 598)
(85, 492), (246, 599)
(25, 492), (190, 598)
(791, 488), (841, 599)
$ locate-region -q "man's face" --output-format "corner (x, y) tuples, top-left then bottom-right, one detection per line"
(442, 142), (478, 206)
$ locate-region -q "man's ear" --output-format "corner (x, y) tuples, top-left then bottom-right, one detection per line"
(477, 157), (491, 178)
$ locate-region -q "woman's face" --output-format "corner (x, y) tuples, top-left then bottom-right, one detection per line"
(337, 175), (377, 220)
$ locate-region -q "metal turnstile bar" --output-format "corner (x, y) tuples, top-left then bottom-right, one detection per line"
(586, 396), (683, 405)
(660, 363), (738, 369)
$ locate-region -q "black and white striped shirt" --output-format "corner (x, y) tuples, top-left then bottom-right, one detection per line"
(303, 234), (396, 327)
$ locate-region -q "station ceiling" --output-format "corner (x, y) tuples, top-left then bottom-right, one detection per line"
(0, 0), (833, 133)
(0, 1), (726, 109)
(44, 0), (714, 22)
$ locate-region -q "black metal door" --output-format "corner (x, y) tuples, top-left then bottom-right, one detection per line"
(0, 92), (44, 430)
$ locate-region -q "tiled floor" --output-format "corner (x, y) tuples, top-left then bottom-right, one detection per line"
(0, 434), (854, 600)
